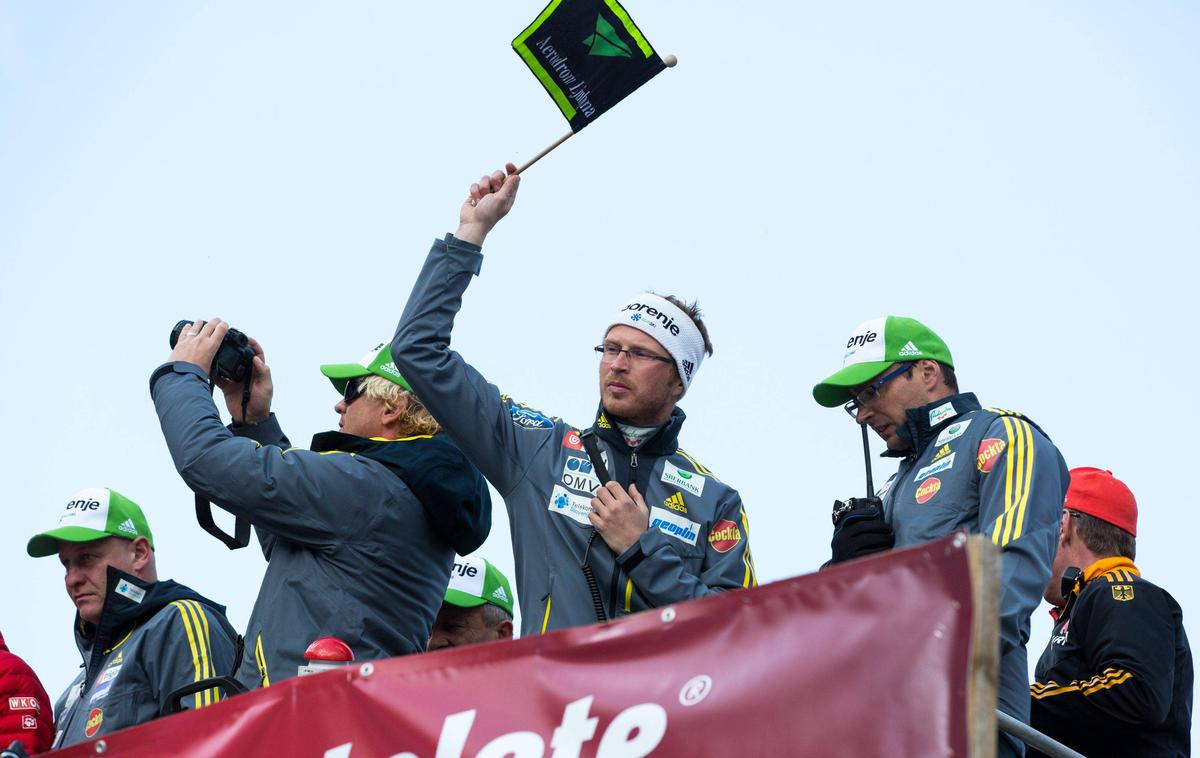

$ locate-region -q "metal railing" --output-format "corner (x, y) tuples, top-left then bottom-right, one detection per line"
(996, 709), (1087, 758)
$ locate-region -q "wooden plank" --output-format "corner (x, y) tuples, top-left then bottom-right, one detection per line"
(966, 534), (1000, 758)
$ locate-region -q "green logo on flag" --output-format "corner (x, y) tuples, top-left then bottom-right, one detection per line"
(582, 15), (632, 58)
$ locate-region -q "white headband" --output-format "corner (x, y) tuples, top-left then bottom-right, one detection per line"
(605, 293), (706, 393)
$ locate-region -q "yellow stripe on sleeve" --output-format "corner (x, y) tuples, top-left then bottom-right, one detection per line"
(254, 633), (271, 687)
(740, 507), (757, 588)
(1030, 668), (1133, 699)
(993, 418), (1034, 547)
(541, 596), (553, 634)
(182, 600), (220, 706)
(170, 601), (204, 709)
(624, 580), (633, 612)
(1012, 420), (1034, 541)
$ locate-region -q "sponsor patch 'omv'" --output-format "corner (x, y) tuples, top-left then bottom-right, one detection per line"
(560, 456), (601, 495)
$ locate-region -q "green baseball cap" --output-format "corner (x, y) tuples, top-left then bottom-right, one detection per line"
(812, 316), (954, 408)
(319, 342), (412, 393)
(28, 487), (155, 558)
(444, 555), (514, 616)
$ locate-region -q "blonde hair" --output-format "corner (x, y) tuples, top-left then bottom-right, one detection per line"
(359, 375), (441, 437)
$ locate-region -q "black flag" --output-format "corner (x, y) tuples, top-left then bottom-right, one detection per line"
(513, 0), (666, 131)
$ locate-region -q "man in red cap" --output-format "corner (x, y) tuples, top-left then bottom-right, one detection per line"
(1030, 468), (1192, 757)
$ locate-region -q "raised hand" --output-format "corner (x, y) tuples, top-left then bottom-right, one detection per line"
(455, 163), (520, 246)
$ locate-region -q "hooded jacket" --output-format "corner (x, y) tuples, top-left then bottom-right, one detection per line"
(0, 631), (53, 753)
(391, 235), (756, 635)
(150, 360), (491, 689)
(52, 568), (236, 749)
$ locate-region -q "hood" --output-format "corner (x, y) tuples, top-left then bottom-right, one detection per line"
(310, 431), (491, 555)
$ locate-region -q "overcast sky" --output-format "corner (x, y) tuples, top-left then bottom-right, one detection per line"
(2, 1), (1196, 744)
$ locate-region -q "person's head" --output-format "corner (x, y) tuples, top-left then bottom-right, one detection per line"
(27, 488), (157, 625)
(428, 555), (514, 651)
(812, 316), (956, 451)
(598, 294), (712, 426)
(1044, 467), (1138, 606)
(320, 343), (440, 439)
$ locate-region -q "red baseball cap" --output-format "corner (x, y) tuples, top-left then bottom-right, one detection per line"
(1065, 467), (1137, 537)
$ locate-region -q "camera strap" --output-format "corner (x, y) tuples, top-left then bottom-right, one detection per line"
(191, 373), (254, 550)
(194, 493), (251, 549)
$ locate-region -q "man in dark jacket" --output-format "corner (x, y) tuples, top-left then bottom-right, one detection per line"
(1030, 468), (1192, 757)
(0, 631), (53, 754)
(152, 331), (490, 688)
(27, 488), (236, 748)
(813, 316), (1069, 757)
(392, 167), (756, 635)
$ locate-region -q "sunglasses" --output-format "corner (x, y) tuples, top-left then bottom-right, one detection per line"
(343, 377), (365, 405)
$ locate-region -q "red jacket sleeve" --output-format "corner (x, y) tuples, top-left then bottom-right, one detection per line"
(0, 644), (54, 754)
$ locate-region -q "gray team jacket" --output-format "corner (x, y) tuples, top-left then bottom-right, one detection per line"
(392, 235), (757, 636)
(53, 568), (236, 748)
(878, 392), (1068, 729)
(150, 361), (490, 689)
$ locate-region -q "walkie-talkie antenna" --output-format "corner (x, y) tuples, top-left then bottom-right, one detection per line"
(861, 422), (874, 497)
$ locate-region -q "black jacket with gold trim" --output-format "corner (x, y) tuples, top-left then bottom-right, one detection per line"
(1030, 557), (1193, 757)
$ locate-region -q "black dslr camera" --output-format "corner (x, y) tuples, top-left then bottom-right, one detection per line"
(169, 320), (255, 382)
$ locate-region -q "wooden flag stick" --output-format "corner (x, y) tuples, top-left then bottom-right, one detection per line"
(512, 54), (677, 176)
(513, 130), (575, 175)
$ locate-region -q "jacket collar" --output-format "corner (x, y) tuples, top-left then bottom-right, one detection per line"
(74, 567), (223, 659)
(1082, 556), (1140, 583)
(1049, 556), (1141, 623)
(591, 404), (685, 456)
(883, 392), (981, 458)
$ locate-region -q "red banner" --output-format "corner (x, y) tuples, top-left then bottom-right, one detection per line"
(50, 534), (991, 757)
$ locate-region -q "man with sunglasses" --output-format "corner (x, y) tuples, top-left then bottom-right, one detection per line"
(813, 316), (1069, 757)
(390, 166), (756, 635)
(151, 333), (490, 689)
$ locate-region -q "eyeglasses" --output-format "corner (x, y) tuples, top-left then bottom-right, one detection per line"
(843, 362), (915, 418)
(342, 377), (365, 405)
(594, 344), (674, 366)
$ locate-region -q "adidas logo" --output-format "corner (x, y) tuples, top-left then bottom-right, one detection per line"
(898, 341), (921, 357)
(931, 444), (952, 462)
(663, 492), (687, 513)
(117, 518), (138, 535)
(491, 587), (509, 603)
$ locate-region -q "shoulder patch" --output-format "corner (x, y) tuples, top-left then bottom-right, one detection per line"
(1111, 584), (1134, 601)
(976, 438), (1005, 473)
(510, 406), (554, 430)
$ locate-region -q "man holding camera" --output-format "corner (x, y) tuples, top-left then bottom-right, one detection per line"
(812, 316), (1069, 757)
(27, 488), (236, 748)
(151, 330), (491, 688)
(391, 166), (756, 636)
